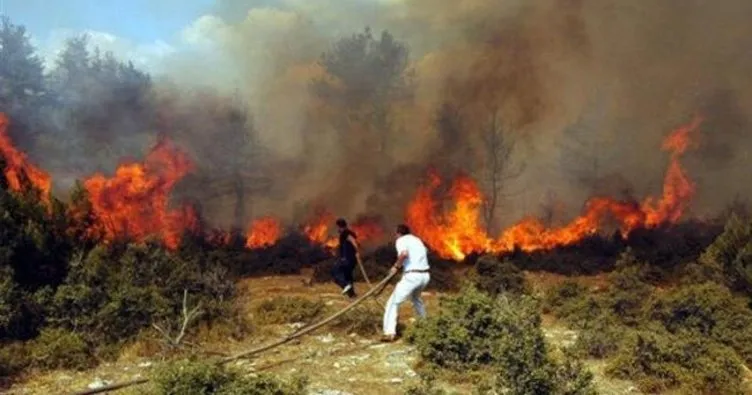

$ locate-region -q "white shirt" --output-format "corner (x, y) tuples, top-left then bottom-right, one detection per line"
(395, 234), (430, 271)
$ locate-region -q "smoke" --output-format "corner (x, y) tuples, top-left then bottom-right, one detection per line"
(19, 0), (752, 230)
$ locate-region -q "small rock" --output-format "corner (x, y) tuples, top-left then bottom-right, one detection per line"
(87, 378), (112, 389)
(288, 322), (306, 330)
(310, 390), (354, 395)
(333, 362), (341, 368)
(389, 378), (403, 384)
(405, 369), (417, 378)
(138, 361), (152, 368)
(317, 333), (335, 343)
(326, 301), (335, 306)
(57, 374), (73, 381)
(369, 343), (388, 349)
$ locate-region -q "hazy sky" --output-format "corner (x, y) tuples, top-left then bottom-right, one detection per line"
(1, 0), (391, 72)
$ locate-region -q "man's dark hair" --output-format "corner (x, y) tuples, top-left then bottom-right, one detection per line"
(336, 218), (347, 228)
(396, 224), (411, 235)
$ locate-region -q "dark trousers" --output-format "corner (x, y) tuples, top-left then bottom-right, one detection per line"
(331, 258), (356, 289)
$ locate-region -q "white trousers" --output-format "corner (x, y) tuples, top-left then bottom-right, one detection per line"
(383, 272), (430, 335)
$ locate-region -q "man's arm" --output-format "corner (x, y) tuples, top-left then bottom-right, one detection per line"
(348, 235), (359, 252)
(390, 250), (408, 275)
(348, 235), (361, 261)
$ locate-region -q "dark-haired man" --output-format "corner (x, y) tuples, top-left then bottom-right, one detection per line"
(331, 218), (359, 298)
(381, 224), (430, 342)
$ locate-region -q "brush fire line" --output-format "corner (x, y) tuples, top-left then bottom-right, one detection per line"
(0, 112), (700, 258)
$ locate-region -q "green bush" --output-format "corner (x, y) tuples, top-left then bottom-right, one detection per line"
(543, 281), (603, 330)
(47, 243), (236, 347)
(150, 359), (307, 395)
(573, 313), (625, 359)
(647, 282), (752, 364)
(602, 255), (654, 326)
(28, 327), (95, 370)
(406, 287), (596, 394)
(0, 341), (30, 377)
(698, 214), (752, 297)
(545, 252), (654, 329)
(606, 330), (744, 394)
(473, 255), (529, 297)
(406, 286), (507, 369)
(254, 296), (325, 325)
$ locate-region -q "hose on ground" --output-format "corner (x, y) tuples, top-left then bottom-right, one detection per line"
(69, 270), (397, 395)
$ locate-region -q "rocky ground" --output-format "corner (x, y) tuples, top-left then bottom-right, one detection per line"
(6, 271), (643, 395)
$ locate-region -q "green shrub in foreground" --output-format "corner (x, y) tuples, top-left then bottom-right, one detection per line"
(150, 359), (308, 395)
(647, 281), (752, 365)
(48, 243), (236, 347)
(406, 287), (596, 395)
(28, 327), (96, 370)
(606, 329), (744, 394)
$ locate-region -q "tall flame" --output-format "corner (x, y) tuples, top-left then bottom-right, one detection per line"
(407, 119), (701, 260)
(83, 137), (198, 249)
(245, 216), (282, 249)
(0, 113), (52, 203)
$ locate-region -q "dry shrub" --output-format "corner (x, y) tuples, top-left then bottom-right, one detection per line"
(330, 304), (382, 336)
(253, 296), (325, 325)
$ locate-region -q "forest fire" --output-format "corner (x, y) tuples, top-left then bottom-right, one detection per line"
(408, 118), (701, 260)
(83, 137), (199, 250)
(0, 110), (700, 258)
(0, 113), (52, 204)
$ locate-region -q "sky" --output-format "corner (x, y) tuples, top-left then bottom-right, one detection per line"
(1, 0), (223, 71)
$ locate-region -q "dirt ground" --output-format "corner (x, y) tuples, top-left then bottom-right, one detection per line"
(6, 270), (643, 395)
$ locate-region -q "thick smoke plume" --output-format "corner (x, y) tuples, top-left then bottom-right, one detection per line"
(17, 0), (752, 232)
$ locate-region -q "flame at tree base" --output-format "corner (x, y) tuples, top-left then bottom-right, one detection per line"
(0, 114), (52, 204)
(83, 137), (199, 250)
(407, 118), (701, 261)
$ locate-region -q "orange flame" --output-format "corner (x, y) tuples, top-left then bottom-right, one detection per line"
(0, 113), (52, 203)
(301, 209), (384, 249)
(245, 216), (282, 249)
(302, 209), (336, 248)
(407, 119), (701, 260)
(83, 137), (198, 249)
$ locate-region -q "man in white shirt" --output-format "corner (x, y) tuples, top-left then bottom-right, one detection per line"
(381, 224), (430, 342)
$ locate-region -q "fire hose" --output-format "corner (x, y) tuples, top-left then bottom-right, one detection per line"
(69, 270), (398, 395)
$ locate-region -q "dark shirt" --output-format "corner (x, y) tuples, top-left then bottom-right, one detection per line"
(338, 229), (358, 263)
